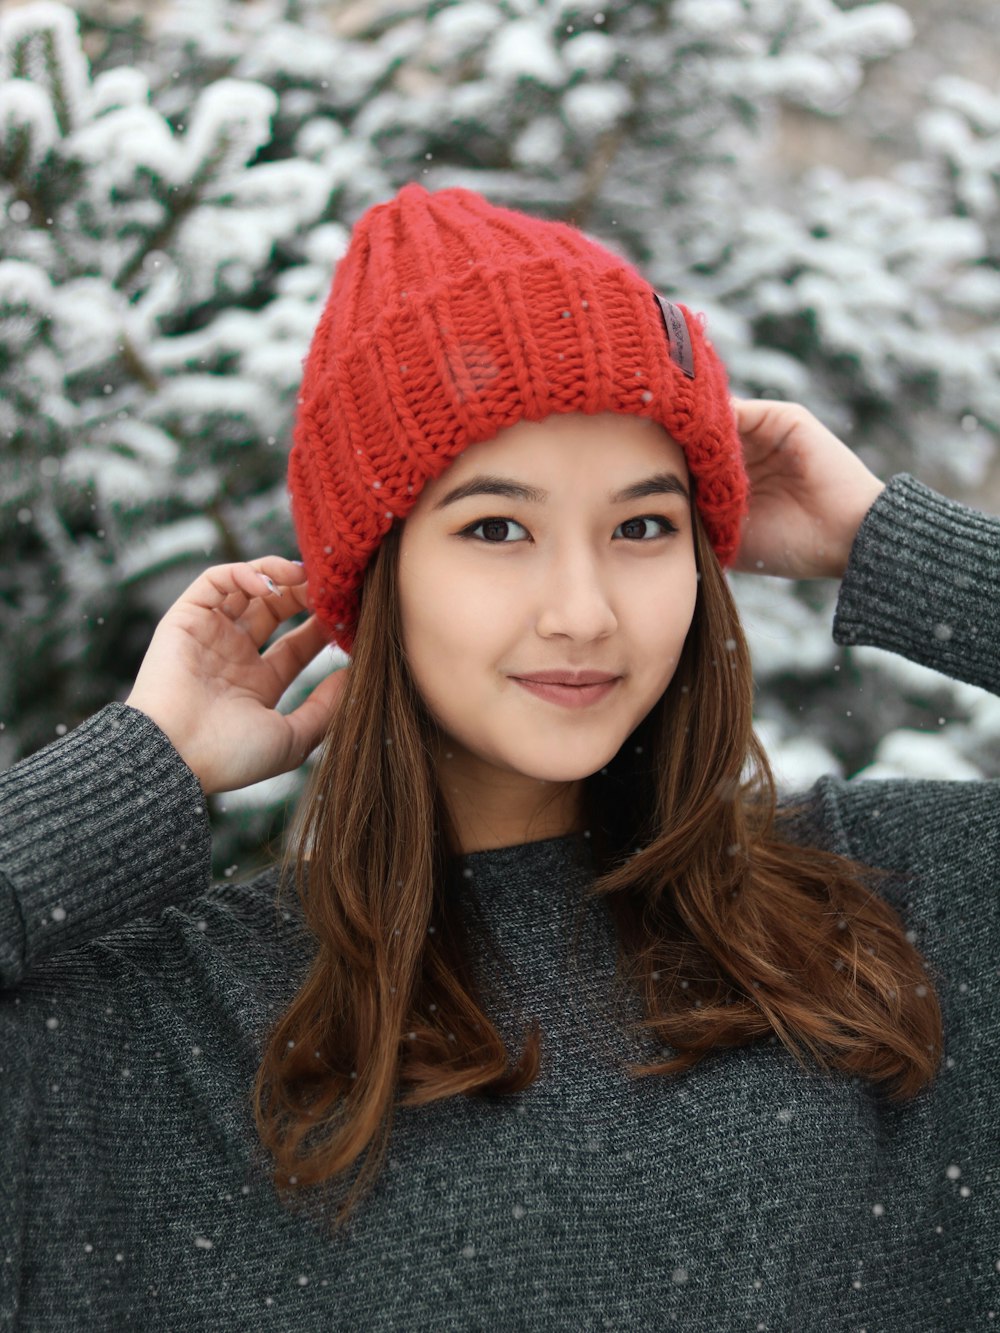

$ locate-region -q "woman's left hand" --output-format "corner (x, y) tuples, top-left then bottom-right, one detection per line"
(730, 398), (886, 580)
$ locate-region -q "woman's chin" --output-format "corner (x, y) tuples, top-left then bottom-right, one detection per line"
(489, 741), (628, 785)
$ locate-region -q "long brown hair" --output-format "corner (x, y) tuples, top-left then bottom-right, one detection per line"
(252, 508), (944, 1233)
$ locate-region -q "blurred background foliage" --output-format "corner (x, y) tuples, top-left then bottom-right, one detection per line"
(1, 0), (998, 877)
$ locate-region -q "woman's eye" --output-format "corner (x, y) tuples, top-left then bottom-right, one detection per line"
(616, 516), (678, 540)
(463, 517), (529, 543)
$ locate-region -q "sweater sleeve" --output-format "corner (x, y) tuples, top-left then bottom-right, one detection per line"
(0, 703), (212, 989)
(833, 473), (1000, 694)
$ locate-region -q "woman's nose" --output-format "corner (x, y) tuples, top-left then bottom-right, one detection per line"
(532, 548), (618, 641)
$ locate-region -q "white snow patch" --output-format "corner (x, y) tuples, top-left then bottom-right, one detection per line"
(731, 576), (837, 680)
(931, 75), (1000, 135)
(513, 116), (564, 169)
(807, 5), (913, 61)
(0, 78), (60, 168)
(562, 32), (617, 78)
(179, 79), (277, 186)
(0, 259), (54, 346)
(89, 66), (150, 116)
(215, 768), (303, 813)
(755, 718), (842, 791)
(430, 2), (502, 55)
(485, 20), (564, 88)
(117, 517), (219, 582)
(672, 0), (744, 37)
(855, 730), (982, 782)
(562, 82), (631, 138)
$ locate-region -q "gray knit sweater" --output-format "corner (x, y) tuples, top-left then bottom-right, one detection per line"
(2, 475), (998, 1332)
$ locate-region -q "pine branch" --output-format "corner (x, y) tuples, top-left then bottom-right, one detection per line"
(206, 499), (245, 565)
(568, 124), (626, 229)
(118, 331), (161, 393)
(113, 187), (197, 290)
(9, 171), (49, 229)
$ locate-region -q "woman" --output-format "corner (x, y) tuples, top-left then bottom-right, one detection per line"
(2, 184), (996, 1330)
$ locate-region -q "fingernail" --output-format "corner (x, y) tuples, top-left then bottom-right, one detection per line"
(259, 574), (278, 595)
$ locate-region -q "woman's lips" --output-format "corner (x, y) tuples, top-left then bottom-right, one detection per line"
(512, 678), (620, 708)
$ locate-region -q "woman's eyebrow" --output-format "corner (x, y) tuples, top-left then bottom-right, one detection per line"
(433, 470), (690, 510)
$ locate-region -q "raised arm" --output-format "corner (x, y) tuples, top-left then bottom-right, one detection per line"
(730, 397), (1000, 698)
(0, 705), (212, 988)
(832, 476), (1000, 697)
(1, 556), (349, 988)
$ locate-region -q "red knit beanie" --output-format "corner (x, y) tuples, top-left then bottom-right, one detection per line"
(289, 183), (748, 654)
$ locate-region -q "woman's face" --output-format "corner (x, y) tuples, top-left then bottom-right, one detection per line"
(397, 411), (698, 847)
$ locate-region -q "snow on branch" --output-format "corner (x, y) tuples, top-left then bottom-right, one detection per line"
(0, 1), (88, 136)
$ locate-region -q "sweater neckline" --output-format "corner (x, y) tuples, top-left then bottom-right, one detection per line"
(451, 829), (592, 869)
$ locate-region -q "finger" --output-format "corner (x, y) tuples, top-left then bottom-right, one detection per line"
(261, 616), (337, 693)
(731, 398), (780, 445)
(245, 555), (310, 590)
(244, 566), (313, 622)
(234, 574), (310, 629)
(216, 587), (254, 623)
(176, 562), (276, 617)
(732, 397), (808, 443)
(220, 596), (307, 652)
(217, 597), (316, 668)
(179, 558), (308, 617)
(282, 666), (352, 764)
(205, 586), (299, 640)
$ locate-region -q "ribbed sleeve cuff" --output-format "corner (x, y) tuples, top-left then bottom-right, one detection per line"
(0, 703), (212, 987)
(833, 474), (1000, 696)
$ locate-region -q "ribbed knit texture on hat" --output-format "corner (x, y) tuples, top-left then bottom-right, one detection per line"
(289, 184), (748, 653)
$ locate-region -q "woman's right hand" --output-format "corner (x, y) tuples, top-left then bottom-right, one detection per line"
(124, 557), (349, 795)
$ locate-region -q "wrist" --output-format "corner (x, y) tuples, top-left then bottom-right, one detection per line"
(833, 478), (886, 579)
(123, 696), (210, 794)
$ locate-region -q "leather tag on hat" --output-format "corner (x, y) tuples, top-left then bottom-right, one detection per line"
(653, 293), (695, 379)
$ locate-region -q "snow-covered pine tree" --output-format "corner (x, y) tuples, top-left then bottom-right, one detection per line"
(0, 1), (357, 867)
(2, 0), (997, 872)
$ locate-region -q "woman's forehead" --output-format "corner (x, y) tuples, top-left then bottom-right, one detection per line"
(416, 412), (689, 508)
